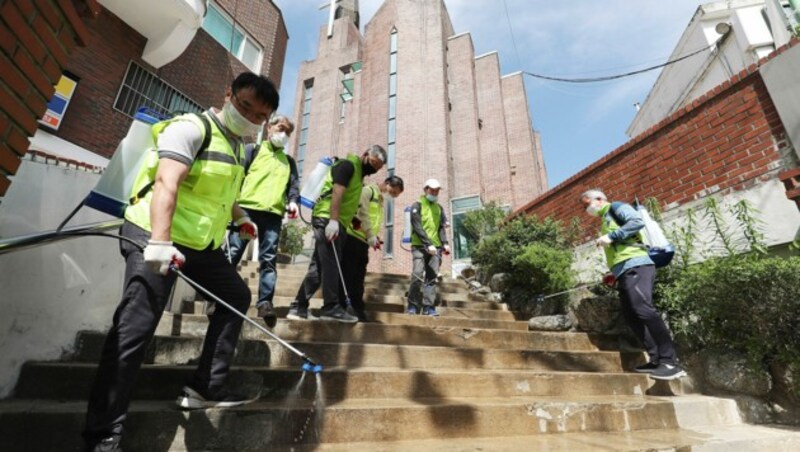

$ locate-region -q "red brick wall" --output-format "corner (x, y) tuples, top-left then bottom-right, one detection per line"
(0, 0), (93, 197)
(215, 0), (287, 89)
(475, 53), (514, 207)
(512, 55), (795, 241)
(446, 33), (483, 201)
(56, 0), (286, 160)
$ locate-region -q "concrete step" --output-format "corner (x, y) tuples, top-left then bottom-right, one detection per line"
(275, 425), (800, 451)
(261, 278), (469, 295)
(0, 395), (748, 449)
(181, 299), (519, 322)
(72, 331), (640, 372)
(266, 284), (477, 301)
(206, 294), (505, 314)
(157, 313), (622, 352)
(16, 362), (681, 401)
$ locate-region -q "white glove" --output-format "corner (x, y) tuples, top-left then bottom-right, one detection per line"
(143, 240), (185, 275)
(426, 245), (437, 256)
(235, 216), (258, 241)
(367, 235), (379, 249)
(443, 244), (451, 255)
(287, 201), (299, 220)
(595, 234), (613, 248)
(325, 219), (340, 241)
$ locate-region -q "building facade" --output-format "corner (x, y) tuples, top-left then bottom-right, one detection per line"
(627, 0), (798, 138)
(290, 0), (547, 275)
(12, 0), (288, 172)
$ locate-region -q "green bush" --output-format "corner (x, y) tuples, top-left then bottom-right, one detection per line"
(510, 243), (574, 296)
(471, 214), (570, 278)
(656, 255), (800, 376)
(278, 221), (310, 260)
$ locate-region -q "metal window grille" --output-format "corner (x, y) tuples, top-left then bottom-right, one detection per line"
(113, 61), (203, 119)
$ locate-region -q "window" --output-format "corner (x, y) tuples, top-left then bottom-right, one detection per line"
(384, 28), (398, 257)
(114, 61), (203, 118)
(297, 80), (313, 178)
(450, 196), (482, 260)
(203, 2), (262, 72)
(339, 66), (353, 121)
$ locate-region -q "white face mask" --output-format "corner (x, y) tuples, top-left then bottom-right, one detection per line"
(270, 131), (289, 149)
(222, 100), (262, 137)
(425, 194), (438, 203)
(586, 202), (602, 216)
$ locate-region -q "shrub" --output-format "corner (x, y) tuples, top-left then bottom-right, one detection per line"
(656, 255), (800, 382)
(462, 201), (507, 243)
(510, 243), (574, 296)
(471, 214), (570, 278)
(278, 221), (310, 261)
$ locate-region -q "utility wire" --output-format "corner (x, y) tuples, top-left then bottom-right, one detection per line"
(502, 0), (523, 68)
(499, 0), (716, 83)
(523, 43), (713, 83)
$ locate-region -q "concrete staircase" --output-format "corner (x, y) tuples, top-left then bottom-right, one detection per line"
(3, 261), (800, 451)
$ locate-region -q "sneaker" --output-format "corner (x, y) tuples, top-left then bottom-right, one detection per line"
(422, 306), (439, 317)
(176, 385), (254, 410)
(632, 362), (659, 374)
(257, 302), (277, 328)
(406, 305), (419, 315)
(85, 436), (121, 452)
(286, 304), (309, 320)
(650, 363), (688, 381)
(319, 305), (358, 323)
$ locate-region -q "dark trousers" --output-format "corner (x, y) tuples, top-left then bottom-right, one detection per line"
(83, 221), (251, 442)
(338, 235), (369, 314)
(294, 216), (344, 311)
(227, 208), (283, 308)
(617, 264), (677, 365)
(408, 246), (440, 308)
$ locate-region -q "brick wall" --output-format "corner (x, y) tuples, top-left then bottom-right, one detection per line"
(215, 0), (287, 89)
(512, 45), (798, 242)
(0, 0), (94, 198)
(474, 53), (513, 207)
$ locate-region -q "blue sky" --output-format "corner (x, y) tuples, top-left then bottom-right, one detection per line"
(271, 0), (705, 188)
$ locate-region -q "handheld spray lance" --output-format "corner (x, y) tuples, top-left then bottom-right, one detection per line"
(54, 230), (323, 374)
(533, 274), (616, 304)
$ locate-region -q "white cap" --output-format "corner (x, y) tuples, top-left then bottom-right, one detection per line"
(424, 178), (442, 189)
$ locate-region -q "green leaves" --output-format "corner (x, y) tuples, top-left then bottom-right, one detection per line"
(278, 221), (310, 258)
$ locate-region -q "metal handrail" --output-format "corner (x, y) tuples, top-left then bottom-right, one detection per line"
(0, 219), (124, 256)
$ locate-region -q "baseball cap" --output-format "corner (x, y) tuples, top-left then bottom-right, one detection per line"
(424, 178), (442, 189)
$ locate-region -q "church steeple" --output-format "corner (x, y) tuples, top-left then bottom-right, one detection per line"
(323, 0), (360, 36)
(334, 0), (360, 29)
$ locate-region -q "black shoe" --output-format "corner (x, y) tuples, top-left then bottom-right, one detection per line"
(632, 362), (659, 373)
(176, 384), (255, 410)
(650, 363), (688, 381)
(286, 303), (309, 320)
(257, 302), (277, 328)
(85, 436), (122, 452)
(319, 305), (358, 323)
(354, 309), (370, 322)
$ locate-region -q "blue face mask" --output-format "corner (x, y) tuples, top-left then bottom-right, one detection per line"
(426, 194), (438, 202)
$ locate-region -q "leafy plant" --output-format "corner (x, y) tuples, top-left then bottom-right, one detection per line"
(462, 201), (507, 243)
(278, 221), (310, 261)
(510, 242), (575, 296)
(731, 199), (767, 254)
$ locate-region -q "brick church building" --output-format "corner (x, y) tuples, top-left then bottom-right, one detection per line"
(289, 0), (548, 274)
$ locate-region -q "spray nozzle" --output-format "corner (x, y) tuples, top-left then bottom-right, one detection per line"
(301, 359), (323, 374)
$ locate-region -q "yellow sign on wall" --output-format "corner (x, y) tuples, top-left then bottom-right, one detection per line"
(39, 72), (79, 131)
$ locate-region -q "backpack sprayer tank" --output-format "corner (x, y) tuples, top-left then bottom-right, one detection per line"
(84, 108), (168, 218)
(299, 157), (334, 209)
(402, 206), (412, 244)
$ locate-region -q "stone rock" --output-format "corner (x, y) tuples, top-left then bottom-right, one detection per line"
(490, 292), (503, 303)
(468, 280), (482, 290)
(569, 296), (621, 333)
(528, 315), (573, 332)
(732, 395), (776, 424)
(489, 273), (510, 293)
(705, 352), (772, 397)
(508, 288), (563, 318)
(476, 286), (491, 295)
